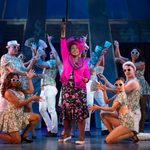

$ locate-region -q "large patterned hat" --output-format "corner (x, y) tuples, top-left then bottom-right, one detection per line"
(67, 35), (88, 53)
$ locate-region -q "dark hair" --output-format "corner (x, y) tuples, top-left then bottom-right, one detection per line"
(130, 48), (145, 63)
(1, 73), (24, 97)
(115, 77), (125, 83)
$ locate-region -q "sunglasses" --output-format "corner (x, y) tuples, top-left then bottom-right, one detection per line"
(115, 83), (123, 87)
(11, 78), (20, 82)
(11, 45), (20, 49)
(123, 68), (131, 72)
(131, 51), (139, 55)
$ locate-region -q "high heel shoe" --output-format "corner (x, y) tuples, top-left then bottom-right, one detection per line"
(132, 131), (139, 143)
(21, 135), (33, 143)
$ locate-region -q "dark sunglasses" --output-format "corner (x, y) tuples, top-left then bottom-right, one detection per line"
(11, 45), (20, 49)
(11, 78), (20, 82)
(123, 68), (131, 72)
(115, 83), (123, 87)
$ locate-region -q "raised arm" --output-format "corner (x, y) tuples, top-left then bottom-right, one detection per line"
(47, 34), (62, 68)
(25, 69), (36, 94)
(96, 55), (105, 67)
(60, 20), (69, 62)
(114, 40), (128, 64)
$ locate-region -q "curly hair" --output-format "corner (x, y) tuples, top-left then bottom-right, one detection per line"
(1, 72), (24, 97)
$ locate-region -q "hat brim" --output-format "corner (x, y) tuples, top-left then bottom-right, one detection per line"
(6, 44), (20, 49)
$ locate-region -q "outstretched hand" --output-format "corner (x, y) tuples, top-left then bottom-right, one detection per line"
(47, 34), (53, 42)
(31, 92), (42, 102)
(114, 40), (119, 47)
(89, 104), (99, 112)
(26, 69), (36, 79)
(96, 82), (106, 91)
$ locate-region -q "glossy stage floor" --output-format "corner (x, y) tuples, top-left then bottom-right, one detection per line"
(0, 125), (150, 150)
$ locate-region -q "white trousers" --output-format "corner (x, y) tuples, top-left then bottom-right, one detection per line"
(39, 85), (58, 133)
(85, 81), (107, 131)
(85, 93), (94, 131)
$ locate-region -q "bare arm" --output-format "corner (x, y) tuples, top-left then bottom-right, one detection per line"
(47, 34), (62, 68)
(124, 79), (140, 93)
(99, 74), (115, 89)
(61, 19), (66, 38)
(4, 90), (41, 108)
(114, 40), (128, 64)
(25, 58), (36, 71)
(25, 69), (36, 94)
(96, 55), (104, 67)
(5, 66), (26, 76)
(90, 101), (119, 112)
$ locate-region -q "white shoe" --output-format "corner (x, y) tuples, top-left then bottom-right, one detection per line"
(63, 136), (72, 142)
(58, 136), (72, 143)
(75, 140), (85, 145)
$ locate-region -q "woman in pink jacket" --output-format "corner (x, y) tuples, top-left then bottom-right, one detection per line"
(58, 21), (90, 145)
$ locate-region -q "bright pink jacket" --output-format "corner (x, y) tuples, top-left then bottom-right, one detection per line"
(60, 38), (90, 89)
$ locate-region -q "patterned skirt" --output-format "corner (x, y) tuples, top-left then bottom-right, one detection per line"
(0, 108), (31, 133)
(61, 76), (89, 122)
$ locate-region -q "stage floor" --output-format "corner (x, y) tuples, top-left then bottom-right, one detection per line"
(0, 125), (150, 150)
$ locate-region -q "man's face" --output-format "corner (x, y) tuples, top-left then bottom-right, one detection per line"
(8, 45), (20, 56)
(123, 65), (135, 78)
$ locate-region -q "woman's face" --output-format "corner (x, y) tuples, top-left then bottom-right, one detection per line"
(131, 49), (139, 60)
(114, 79), (125, 92)
(70, 44), (80, 57)
(10, 75), (21, 87)
(123, 65), (135, 79)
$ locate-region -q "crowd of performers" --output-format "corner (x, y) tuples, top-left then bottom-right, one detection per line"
(0, 21), (150, 144)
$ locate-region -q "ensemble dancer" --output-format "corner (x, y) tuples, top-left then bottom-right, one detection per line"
(114, 41), (150, 132)
(35, 35), (62, 137)
(83, 48), (109, 135)
(0, 40), (36, 112)
(0, 70), (41, 144)
(58, 20), (90, 144)
(100, 61), (141, 133)
(0, 40), (36, 84)
(90, 77), (139, 144)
